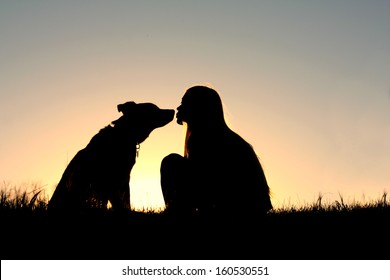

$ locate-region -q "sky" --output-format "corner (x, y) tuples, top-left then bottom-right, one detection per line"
(1, 0), (389, 211)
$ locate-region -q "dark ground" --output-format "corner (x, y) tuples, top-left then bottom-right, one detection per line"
(1, 207), (389, 260)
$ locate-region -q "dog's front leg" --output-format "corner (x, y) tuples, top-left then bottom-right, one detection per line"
(121, 183), (131, 209)
(109, 182), (130, 210)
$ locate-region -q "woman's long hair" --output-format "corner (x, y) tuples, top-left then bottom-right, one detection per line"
(182, 86), (228, 158)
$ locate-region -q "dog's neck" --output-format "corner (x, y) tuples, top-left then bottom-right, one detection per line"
(94, 125), (143, 158)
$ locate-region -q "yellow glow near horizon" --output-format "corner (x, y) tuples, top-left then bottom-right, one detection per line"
(3, 87), (389, 212)
(1, 2), (389, 212)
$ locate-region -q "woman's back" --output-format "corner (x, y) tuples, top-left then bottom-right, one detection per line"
(186, 126), (272, 216)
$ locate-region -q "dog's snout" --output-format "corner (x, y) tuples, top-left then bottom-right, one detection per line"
(154, 109), (175, 128)
(168, 109), (175, 119)
(164, 109), (175, 124)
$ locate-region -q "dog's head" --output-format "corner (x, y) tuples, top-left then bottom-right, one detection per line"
(112, 101), (175, 144)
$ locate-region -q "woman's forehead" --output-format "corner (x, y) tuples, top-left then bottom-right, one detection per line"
(182, 90), (196, 101)
(181, 93), (190, 103)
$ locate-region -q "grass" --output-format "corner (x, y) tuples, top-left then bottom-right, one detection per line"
(1, 182), (389, 260)
(0, 182), (49, 211)
(271, 191), (388, 214)
(1, 182), (387, 213)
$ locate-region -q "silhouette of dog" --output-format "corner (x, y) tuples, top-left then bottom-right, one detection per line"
(49, 102), (174, 211)
(161, 86), (272, 218)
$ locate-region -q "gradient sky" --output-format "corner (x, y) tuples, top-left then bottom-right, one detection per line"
(1, 1), (389, 211)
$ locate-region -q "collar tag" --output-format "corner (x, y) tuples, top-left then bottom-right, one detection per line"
(136, 143), (140, 158)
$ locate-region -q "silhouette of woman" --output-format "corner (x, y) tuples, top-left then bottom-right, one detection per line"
(161, 85), (272, 218)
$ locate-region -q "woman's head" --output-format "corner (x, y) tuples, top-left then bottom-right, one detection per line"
(176, 85), (226, 128)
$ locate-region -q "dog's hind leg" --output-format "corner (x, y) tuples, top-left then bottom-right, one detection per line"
(48, 161), (78, 210)
(48, 150), (89, 211)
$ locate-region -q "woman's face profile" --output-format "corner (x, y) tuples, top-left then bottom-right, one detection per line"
(176, 96), (188, 125)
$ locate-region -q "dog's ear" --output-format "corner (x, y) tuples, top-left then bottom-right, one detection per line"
(117, 101), (137, 115)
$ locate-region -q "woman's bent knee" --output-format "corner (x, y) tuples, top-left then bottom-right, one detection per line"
(161, 153), (187, 179)
(160, 153), (191, 212)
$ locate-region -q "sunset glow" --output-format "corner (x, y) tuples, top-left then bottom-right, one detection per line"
(1, 1), (389, 211)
